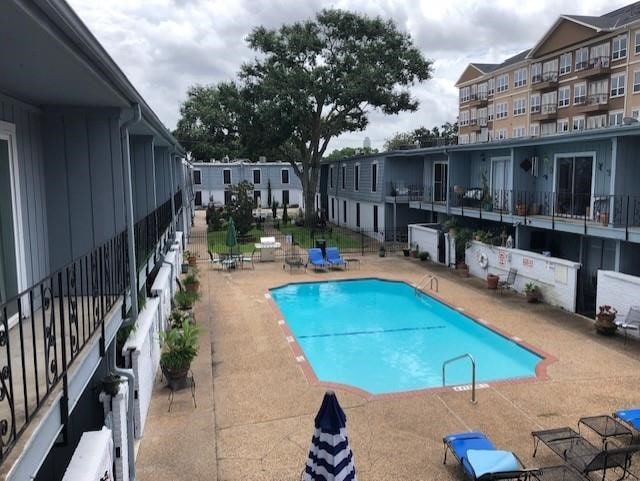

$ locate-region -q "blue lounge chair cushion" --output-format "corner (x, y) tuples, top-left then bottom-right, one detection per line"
(308, 248), (326, 267)
(326, 247), (345, 266)
(616, 408), (640, 429)
(467, 449), (520, 478)
(444, 432), (496, 476)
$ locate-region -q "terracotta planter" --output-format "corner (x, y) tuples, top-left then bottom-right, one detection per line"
(486, 274), (499, 289)
(185, 281), (199, 293)
(526, 293), (540, 303)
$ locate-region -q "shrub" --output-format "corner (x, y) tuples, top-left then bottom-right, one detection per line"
(206, 205), (223, 231)
(419, 251), (430, 261)
(271, 200), (279, 219)
(223, 181), (254, 236)
(160, 319), (200, 370)
(282, 203), (289, 225)
(175, 290), (199, 310)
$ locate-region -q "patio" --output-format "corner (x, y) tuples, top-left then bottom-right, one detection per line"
(136, 220), (640, 480)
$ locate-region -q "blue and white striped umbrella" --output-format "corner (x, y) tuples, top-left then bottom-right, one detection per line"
(303, 391), (357, 481)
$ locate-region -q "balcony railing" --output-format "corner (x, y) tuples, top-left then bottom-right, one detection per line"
(0, 229), (129, 463)
(174, 189), (183, 215)
(135, 199), (174, 269)
(387, 183), (424, 200)
(532, 71), (559, 90)
(576, 94), (609, 113)
(581, 56), (610, 78)
(532, 103), (557, 120)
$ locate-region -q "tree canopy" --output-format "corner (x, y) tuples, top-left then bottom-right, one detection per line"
(324, 146), (379, 161)
(384, 121), (458, 151)
(175, 9), (432, 223)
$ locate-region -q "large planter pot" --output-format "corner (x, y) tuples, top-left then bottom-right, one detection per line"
(402, 248), (411, 257)
(595, 313), (617, 335)
(526, 293), (540, 303)
(162, 364), (190, 386)
(486, 274), (499, 289)
(378, 249), (386, 257)
(185, 281), (199, 293)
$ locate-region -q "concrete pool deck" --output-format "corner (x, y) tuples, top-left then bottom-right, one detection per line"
(138, 235), (640, 480)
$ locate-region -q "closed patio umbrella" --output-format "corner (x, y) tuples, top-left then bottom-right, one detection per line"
(303, 391), (357, 481)
(225, 217), (237, 256)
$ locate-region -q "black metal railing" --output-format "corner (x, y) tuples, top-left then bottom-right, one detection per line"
(174, 189), (183, 215)
(0, 229), (129, 463)
(134, 199), (176, 269)
(387, 183), (424, 199)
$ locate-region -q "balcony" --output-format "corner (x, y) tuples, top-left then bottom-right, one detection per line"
(387, 183), (424, 203)
(468, 118), (482, 131)
(580, 57), (610, 79)
(531, 71), (558, 91)
(531, 103), (558, 121)
(576, 94), (609, 113)
(469, 92), (488, 107)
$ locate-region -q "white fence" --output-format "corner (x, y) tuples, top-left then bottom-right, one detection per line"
(407, 224), (453, 265)
(596, 270), (640, 320)
(62, 427), (113, 481)
(466, 240), (581, 312)
(101, 383), (130, 481)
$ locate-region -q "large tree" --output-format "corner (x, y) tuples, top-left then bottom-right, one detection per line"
(384, 121), (458, 151)
(324, 146), (378, 161)
(239, 9), (432, 224)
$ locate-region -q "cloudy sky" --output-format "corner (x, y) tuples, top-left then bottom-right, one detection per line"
(69, 0), (629, 154)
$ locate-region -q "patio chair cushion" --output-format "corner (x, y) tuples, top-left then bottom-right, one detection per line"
(467, 450), (520, 478)
(615, 408), (640, 429)
(444, 432), (496, 476)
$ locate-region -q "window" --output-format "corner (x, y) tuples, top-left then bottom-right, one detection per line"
(541, 122), (556, 136)
(574, 83), (587, 104)
(612, 34), (628, 60)
(636, 31), (640, 54)
(354, 163), (360, 191)
(590, 43), (610, 66)
(559, 53), (572, 75)
(496, 74), (509, 92)
(252, 169), (261, 184)
(459, 110), (469, 126)
(341, 165), (346, 189)
(575, 47), (588, 71)
(542, 91), (557, 113)
(557, 118), (569, 133)
(194, 191), (202, 206)
(253, 190), (261, 206)
(487, 78), (495, 96)
(634, 109), (640, 119)
(611, 73), (625, 97)
(542, 59), (558, 82)
(513, 98), (526, 115)
(609, 111), (624, 126)
(514, 68), (527, 87)
(194, 170), (201, 185)
(458, 134), (469, 144)
(512, 126), (525, 138)
(281, 169), (289, 184)
(356, 203), (360, 228)
(496, 129), (507, 140)
(329, 166), (334, 188)
(371, 163), (378, 192)
(343, 200), (347, 222)
(488, 104), (494, 120)
(224, 190), (232, 205)
(282, 190), (289, 205)
(589, 79), (609, 97)
(460, 86), (470, 102)
(470, 132), (477, 144)
(558, 86), (571, 107)
(530, 123), (540, 137)
(478, 82), (488, 99)
(572, 116), (585, 131)
(531, 63), (542, 83)
(530, 94), (541, 113)
(634, 71), (640, 93)
(587, 114), (607, 130)
(496, 102), (508, 119)
(223, 169), (231, 184)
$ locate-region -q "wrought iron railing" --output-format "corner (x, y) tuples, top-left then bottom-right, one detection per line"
(0, 229), (129, 463)
(135, 199), (176, 269)
(174, 190), (183, 215)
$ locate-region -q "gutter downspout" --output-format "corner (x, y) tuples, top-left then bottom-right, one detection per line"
(111, 343), (136, 481)
(169, 148), (176, 233)
(121, 104), (142, 321)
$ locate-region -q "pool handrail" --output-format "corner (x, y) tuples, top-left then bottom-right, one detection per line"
(442, 353), (477, 404)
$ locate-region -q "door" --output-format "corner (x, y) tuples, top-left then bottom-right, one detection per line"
(491, 157), (509, 211)
(253, 190), (261, 207)
(555, 155), (593, 217)
(194, 191), (202, 206)
(433, 162), (448, 202)
(577, 237), (615, 316)
(438, 230), (446, 263)
(373, 205), (379, 233)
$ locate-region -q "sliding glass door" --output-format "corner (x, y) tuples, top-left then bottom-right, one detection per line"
(433, 162), (447, 202)
(555, 155), (593, 217)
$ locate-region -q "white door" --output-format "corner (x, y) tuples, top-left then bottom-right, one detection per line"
(491, 157), (509, 211)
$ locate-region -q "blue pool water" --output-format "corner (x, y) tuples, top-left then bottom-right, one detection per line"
(270, 279), (542, 395)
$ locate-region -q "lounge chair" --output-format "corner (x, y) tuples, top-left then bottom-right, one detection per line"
(498, 268), (517, 295)
(532, 426), (640, 480)
(241, 248), (256, 270)
(615, 408), (640, 431)
(615, 306), (640, 341)
(326, 247), (346, 269)
(307, 248), (328, 271)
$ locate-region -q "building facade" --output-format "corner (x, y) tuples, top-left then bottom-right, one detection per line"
(457, 3), (640, 144)
(0, 1), (193, 480)
(192, 161), (304, 209)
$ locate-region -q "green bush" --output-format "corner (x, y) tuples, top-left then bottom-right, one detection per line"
(175, 290), (199, 310)
(160, 319), (199, 370)
(223, 181), (254, 236)
(282, 203), (289, 225)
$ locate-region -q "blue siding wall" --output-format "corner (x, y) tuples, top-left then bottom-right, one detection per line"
(43, 107), (124, 271)
(193, 162), (302, 190)
(0, 95), (49, 287)
(384, 157), (423, 192)
(614, 137), (640, 196)
(154, 146), (172, 202)
(130, 135), (155, 221)
(326, 156), (385, 202)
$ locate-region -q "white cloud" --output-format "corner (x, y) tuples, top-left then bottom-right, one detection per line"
(68, 0), (630, 153)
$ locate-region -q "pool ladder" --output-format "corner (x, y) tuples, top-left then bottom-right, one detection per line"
(415, 274), (438, 294)
(442, 354), (477, 404)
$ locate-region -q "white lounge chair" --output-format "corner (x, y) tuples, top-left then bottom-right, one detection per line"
(615, 306), (640, 342)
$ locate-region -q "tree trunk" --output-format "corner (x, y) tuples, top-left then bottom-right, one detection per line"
(302, 162), (319, 226)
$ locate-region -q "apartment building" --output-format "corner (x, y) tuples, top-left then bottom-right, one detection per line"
(457, 2), (640, 144)
(0, 2), (192, 480)
(192, 160), (303, 209)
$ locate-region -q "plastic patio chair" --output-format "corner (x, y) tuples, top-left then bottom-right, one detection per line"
(615, 306), (640, 342)
(498, 269), (517, 295)
(326, 247), (346, 269)
(241, 248), (256, 270)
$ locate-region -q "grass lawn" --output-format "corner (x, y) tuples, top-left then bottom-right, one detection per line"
(276, 224), (376, 251)
(207, 228), (263, 254)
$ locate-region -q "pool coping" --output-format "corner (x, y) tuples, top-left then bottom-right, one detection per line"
(266, 276), (557, 401)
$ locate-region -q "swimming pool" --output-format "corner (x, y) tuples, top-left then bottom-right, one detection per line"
(270, 279), (543, 395)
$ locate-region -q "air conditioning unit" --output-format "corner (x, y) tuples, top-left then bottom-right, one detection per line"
(258, 155), (266, 162)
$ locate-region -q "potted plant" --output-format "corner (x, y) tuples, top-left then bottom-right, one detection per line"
(516, 203), (527, 216)
(169, 308), (194, 329)
(454, 228), (473, 277)
(175, 290), (199, 312)
(101, 372), (124, 396)
(185, 250), (197, 267)
(402, 246), (411, 257)
(160, 319), (200, 384)
(378, 244), (386, 257)
(419, 251), (430, 262)
(183, 270), (199, 293)
(524, 282), (542, 303)
(595, 305), (617, 335)
(487, 273), (499, 289)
